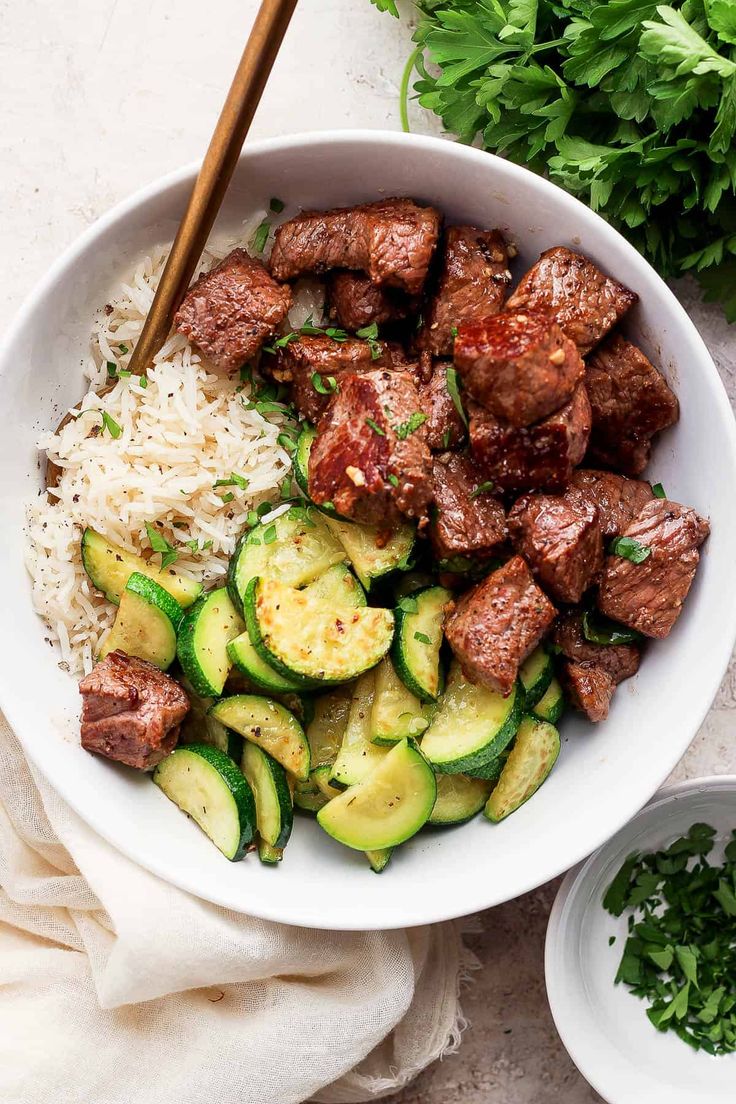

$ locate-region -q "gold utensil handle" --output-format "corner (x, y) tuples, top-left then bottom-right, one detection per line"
(128, 0), (298, 376)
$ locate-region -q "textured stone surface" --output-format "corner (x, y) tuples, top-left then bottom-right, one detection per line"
(1, 3), (734, 1101)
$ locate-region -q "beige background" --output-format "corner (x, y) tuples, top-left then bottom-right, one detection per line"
(1, 2), (734, 1101)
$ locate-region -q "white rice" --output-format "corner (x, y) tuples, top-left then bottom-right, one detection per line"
(25, 237), (324, 675)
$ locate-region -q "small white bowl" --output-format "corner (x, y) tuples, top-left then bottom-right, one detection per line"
(546, 776), (736, 1104)
(1, 131), (735, 929)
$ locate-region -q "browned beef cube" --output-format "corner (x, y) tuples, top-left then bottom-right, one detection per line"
(326, 271), (414, 331)
(454, 309), (584, 426)
(79, 651), (189, 770)
(419, 227), (511, 357)
(308, 369), (432, 526)
(268, 334), (393, 423)
(507, 247), (637, 354)
(269, 198), (441, 295)
(430, 452), (507, 562)
(174, 249), (291, 373)
(586, 334), (679, 476)
(507, 487), (603, 604)
(569, 468), (654, 539)
(444, 556), (557, 696)
(598, 499), (709, 638)
(419, 362), (466, 451)
(560, 661), (615, 723)
(552, 609), (641, 684)
(468, 383), (591, 493)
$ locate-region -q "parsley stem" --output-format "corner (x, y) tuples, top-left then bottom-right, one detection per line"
(399, 46), (422, 135)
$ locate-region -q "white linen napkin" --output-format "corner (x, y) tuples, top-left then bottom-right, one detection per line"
(0, 716), (474, 1104)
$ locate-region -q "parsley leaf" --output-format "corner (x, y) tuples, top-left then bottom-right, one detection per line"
(356, 321), (384, 360)
(651, 482), (667, 499)
(470, 480), (495, 498)
(365, 417), (386, 436)
(414, 630), (432, 644)
(311, 372), (338, 395)
(251, 219), (271, 254)
(100, 411), (122, 439)
(145, 522), (178, 570)
(609, 536), (652, 563)
(269, 196), (285, 213)
(445, 366), (468, 427)
(394, 411), (428, 439)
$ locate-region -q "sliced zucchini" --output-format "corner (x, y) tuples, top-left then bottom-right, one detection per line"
(303, 562), (366, 608)
(462, 752), (508, 781)
(312, 763), (343, 799)
(365, 848), (393, 873)
(227, 630), (303, 694)
(99, 572), (182, 669)
(330, 671), (388, 788)
(257, 840), (283, 864)
(244, 576), (394, 686)
(392, 585), (451, 702)
(485, 716), (561, 823)
(531, 677), (565, 724)
(306, 686), (353, 767)
(241, 742), (293, 850)
(153, 743), (256, 861)
(209, 694), (310, 781)
(178, 680), (244, 761)
(293, 776), (329, 814)
(429, 773), (494, 825)
(227, 506), (344, 613)
(519, 646), (554, 710)
(318, 738), (436, 851)
(293, 425), (351, 521)
(421, 661), (523, 774)
(81, 527), (202, 608)
(370, 657), (432, 746)
(324, 517), (415, 591)
(177, 587), (243, 697)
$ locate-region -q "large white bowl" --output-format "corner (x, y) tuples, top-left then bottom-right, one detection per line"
(1, 132), (734, 930)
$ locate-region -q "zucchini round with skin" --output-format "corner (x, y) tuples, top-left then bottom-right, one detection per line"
(303, 562), (366, 608)
(244, 576), (394, 686)
(392, 585), (451, 702)
(365, 848), (393, 873)
(99, 572), (182, 669)
(421, 661), (523, 774)
(293, 426), (352, 521)
(462, 752), (508, 781)
(370, 657), (432, 746)
(257, 840), (284, 864)
(227, 506), (344, 614)
(324, 517), (415, 591)
(519, 646), (554, 710)
(531, 677), (565, 724)
(429, 773), (494, 825)
(311, 763), (343, 800)
(153, 743), (256, 861)
(241, 742), (293, 850)
(329, 670), (388, 788)
(227, 630), (303, 694)
(178, 682), (244, 761)
(485, 716), (561, 823)
(177, 587), (243, 697)
(209, 694), (310, 781)
(317, 738), (436, 851)
(81, 527), (202, 608)
(293, 776), (329, 814)
(306, 686), (353, 767)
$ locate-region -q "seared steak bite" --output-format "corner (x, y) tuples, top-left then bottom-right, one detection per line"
(79, 651), (189, 770)
(269, 198), (441, 295)
(508, 487), (603, 604)
(468, 382), (592, 493)
(552, 609), (641, 685)
(430, 452), (507, 562)
(598, 499), (709, 639)
(268, 334), (393, 423)
(586, 334), (679, 476)
(507, 246), (637, 354)
(420, 362), (466, 451)
(454, 309), (585, 426)
(326, 271), (413, 330)
(174, 249), (291, 373)
(569, 469), (654, 539)
(561, 661), (615, 723)
(308, 368), (432, 526)
(420, 226), (511, 357)
(444, 556), (557, 696)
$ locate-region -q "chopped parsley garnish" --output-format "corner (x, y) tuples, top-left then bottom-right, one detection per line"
(356, 321), (383, 360)
(251, 219), (271, 254)
(450, 325), (458, 337)
(246, 510), (260, 529)
(397, 595), (419, 614)
(145, 522), (178, 570)
(470, 481), (495, 498)
(213, 472), (249, 490)
(414, 631), (431, 645)
(442, 428), (451, 449)
(219, 492), (235, 504)
(651, 483), (667, 499)
(277, 431), (298, 453)
(388, 474), (399, 488)
(263, 525), (278, 545)
(311, 372), (338, 395)
(394, 412), (427, 439)
(445, 366), (467, 427)
(117, 369), (132, 378)
(184, 539), (199, 554)
(138, 375), (148, 389)
(603, 823), (736, 1056)
(257, 501), (273, 517)
(117, 344), (128, 354)
(609, 536), (652, 564)
(269, 196), (285, 213)
(106, 361), (117, 377)
(365, 417), (385, 436)
(100, 411), (122, 439)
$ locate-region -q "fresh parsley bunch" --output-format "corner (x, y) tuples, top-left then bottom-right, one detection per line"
(372, 0), (736, 320)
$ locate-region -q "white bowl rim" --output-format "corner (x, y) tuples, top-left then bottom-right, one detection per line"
(2, 129), (735, 928)
(545, 774), (736, 1103)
